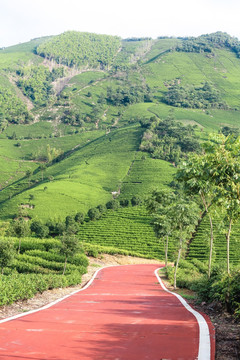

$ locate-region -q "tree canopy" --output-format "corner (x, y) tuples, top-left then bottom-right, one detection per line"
(36, 31), (121, 69)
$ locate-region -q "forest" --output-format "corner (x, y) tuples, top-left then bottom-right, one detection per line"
(36, 31), (121, 68)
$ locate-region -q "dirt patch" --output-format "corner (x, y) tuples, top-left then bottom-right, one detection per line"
(0, 255), (160, 320)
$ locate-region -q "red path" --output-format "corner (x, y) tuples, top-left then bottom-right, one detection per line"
(0, 265), (215, 360)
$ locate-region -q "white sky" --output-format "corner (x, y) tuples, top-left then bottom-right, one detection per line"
(1, 0), (240, 47)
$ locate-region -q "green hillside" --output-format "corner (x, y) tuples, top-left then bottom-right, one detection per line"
(0, 30), (240, 266)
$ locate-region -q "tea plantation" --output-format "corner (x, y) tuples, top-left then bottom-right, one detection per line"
(187, 215), (240, 265)
(0, 237), (89, 306)
(78, 206), (175, 259)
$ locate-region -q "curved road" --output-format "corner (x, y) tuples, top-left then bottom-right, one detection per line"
(0, 264), (215, 360)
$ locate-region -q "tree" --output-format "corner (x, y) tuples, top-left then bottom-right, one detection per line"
(203, 134), (240, 275)
(0, 238), (16, 274)
(106, 200), (119, 210)
(25, 170), (32, 188)
(30, 220), (49, 238)
(40, 164), (47, 181)
(176, 153), (216, 278)
(75, 212), (85, 224)
(145, 189), (176, 267)
(170, 200), (200, 289)
(59, 234), (80, 275)
(65, 215), (79, 234)
(9, 219), (31, 253)
(131, 196), (141, 206)
(88, 208), (101, 221)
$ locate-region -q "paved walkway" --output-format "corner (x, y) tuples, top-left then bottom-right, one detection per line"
(0, 265), (215, 359)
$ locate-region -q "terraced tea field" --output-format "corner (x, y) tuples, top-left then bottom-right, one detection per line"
(78, 206), (175, 259)
(187, 215), (240, 265)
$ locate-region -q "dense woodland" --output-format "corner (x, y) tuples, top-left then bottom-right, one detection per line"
(0, 86), (32, 128)
(140, 117), (200, 164)
(36, 31), (121, 68)
(17, 65), (65, 106)
(163, 81), (227, 109)
(176, 31), (240, 57)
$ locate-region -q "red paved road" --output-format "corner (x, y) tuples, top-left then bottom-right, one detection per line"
(0, 265), (214, 360)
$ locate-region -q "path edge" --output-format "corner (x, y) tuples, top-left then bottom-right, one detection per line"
(0, 265), (110, 324)
(155, 267), (215, 360)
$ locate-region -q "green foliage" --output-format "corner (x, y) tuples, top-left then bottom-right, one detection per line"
(106, 83), (152, 106)
(140, 117), (200, 164)
(37, 31), (121, 68)
(176, 32), (240, 58)
(30, 220), (49, 238)
(0, 86), (32, 127)
(164, 81), (227, 109)
(0, 238), (16, 274)
(83, 242), (154, 259)
(8, 219), (31, 238)
(0, 271), (83, 306)
(88, 208), (101, 221)
(17, 65), (53, 105)
(106, 199), (120, 210)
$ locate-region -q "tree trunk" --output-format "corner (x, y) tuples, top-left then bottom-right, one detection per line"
(165, 235), (168, 268)
(174, 238), (182, 290)
(208, 214), (214, 279)
(200, 192), (214, 279)
(63, 256), (67, 275)
(226, 218), (232, 275)
(18, 238), (21, 254)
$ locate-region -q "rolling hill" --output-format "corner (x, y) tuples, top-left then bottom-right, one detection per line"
(0, 30), (240, 265)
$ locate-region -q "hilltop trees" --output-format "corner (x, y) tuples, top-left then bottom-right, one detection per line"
(36, 31), (121, 69)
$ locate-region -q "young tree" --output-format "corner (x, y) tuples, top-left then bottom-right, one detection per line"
(9, 218), (31, 253)
(203, 134), (240, 275)
(0, 238), (16, 274)
(25, 170), (32, 188)
(176, 153), (216, 278)
(146, 189), (176, 267)
(40, 164), (47, 181)
(30, 220), (49, 238)
(60, 234), (80, 275)
(170, 200), (200, 289)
